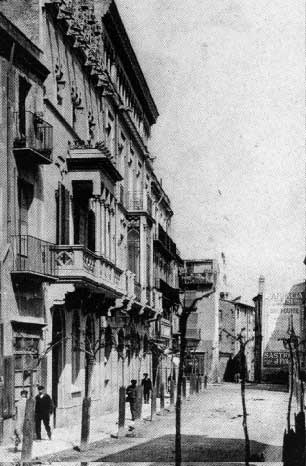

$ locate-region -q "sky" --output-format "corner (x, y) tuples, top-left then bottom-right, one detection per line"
(116, 0), (305, 301)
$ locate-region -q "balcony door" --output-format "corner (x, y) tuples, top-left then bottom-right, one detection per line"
(18, 76), (31, 139)
(127, 228), (140, 283)
(18, 179), (33, 237)
(72, 182), (95, 252)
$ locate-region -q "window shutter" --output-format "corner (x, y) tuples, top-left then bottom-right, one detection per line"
(56, 183), (70, 244)
(3, 356), (15, 419)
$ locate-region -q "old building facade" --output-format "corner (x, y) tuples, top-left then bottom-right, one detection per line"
(0, 0), (181, 440)
(219, 298), (255, 382)
(179, 259), (220, 382)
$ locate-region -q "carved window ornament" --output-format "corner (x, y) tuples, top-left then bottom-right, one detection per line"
(55, 58), (66, 105)
(88, 111), (96, 140)
(71, 84), (83, 109)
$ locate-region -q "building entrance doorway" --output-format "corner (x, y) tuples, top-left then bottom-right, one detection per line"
(52, 308), (65, 427)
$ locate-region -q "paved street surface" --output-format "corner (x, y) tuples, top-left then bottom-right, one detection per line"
(35, 383), (287, 464)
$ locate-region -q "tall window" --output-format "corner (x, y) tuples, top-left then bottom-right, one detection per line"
(71, 311), (80, 384)
(18, 179), (33, 237)
(56, 183), (70, 245)
(127, 229), (140, 282)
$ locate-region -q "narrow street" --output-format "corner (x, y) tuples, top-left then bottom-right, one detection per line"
(38, 383), (287, 464)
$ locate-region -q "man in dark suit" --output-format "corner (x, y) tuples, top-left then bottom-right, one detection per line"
(141, 373), (152, 404)
(35, 385), (53, 440)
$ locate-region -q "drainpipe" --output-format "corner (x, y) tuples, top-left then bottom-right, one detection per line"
(7, 42), (15, 240)
(0, 41), (16, 444)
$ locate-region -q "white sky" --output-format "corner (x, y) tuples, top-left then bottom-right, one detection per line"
(116, 0), (305, 301)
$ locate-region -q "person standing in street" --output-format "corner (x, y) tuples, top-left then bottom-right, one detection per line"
(35, 385), (53, 440)
(126, 379), (137, 421)
(141, 373), (152, 404)
(14, 389), (28, 452)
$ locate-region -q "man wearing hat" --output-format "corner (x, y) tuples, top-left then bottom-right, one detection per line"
(35, 385), (53, 440)
(14, 389), (28, 452)
(126, 380), (137, 421)
(141, 373), (152, 404)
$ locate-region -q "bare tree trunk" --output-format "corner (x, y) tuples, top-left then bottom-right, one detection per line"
(294, 344), (304, 413)
(175, 313), (187, 466)
(240, 345), (250, 466)
(287, 342), (294, 433)
(80, 357), (94, 450)
(21, 398), (35, 462)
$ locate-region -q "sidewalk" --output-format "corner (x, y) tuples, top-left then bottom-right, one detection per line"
(0, 395), (172, 462)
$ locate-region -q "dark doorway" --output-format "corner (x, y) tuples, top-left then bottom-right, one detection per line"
(52, 308), (65, 427)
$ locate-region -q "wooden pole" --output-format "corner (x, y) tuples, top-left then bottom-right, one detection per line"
(175, 313), (187, 466)
(118, 386), (126, 437)
(160, 382), (165, 410)
(21, 398), (35, 462)
(170, 380), (175, 405)
(151, 386), (156, 420)
(80, 396), (91, 451)
(182, 376), (186, 398)
(240, 343), (250, 466)
(135, 386), (143, 420)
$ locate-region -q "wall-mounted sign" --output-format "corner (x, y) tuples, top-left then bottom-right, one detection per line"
(263, 351), (289, 367)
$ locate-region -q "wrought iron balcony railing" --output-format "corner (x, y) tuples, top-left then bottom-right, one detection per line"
(13, 111), (53, 164)
(11, 235), (56, 278)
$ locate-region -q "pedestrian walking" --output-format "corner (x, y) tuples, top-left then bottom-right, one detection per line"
(14, 389), (28, 452)
(126, 379), (137, 421)
(35, 385), (53, 440)
(141, 373), (152, 404)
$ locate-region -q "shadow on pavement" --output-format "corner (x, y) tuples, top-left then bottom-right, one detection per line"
(99, 434), (282, 462)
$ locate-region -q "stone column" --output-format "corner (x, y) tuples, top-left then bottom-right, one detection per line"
(100, 199), (105, 256)
(92, 196), (101, 255)
(110, 205), (116, 263)
(105, 203), (110, 259)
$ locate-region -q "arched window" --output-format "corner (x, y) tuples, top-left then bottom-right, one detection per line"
(71, 311), (80, 384)
(127, 229), (140, 282)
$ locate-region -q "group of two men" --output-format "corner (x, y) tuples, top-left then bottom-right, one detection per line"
(126, 373), (152, 421)
(14, 385), (53, 451)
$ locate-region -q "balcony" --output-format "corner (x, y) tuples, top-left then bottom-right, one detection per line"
(186, 328), (201, 341)
(154, 224), (181, 262)
(67, 141), (122, 182)
(13, 111), (53, 164)
(159, 318), (171, 339)
(54, 245), (125, 294)
(126, 191), (153, 217)
(156, 278), (180, 304)
(11, 235), (56, 280)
